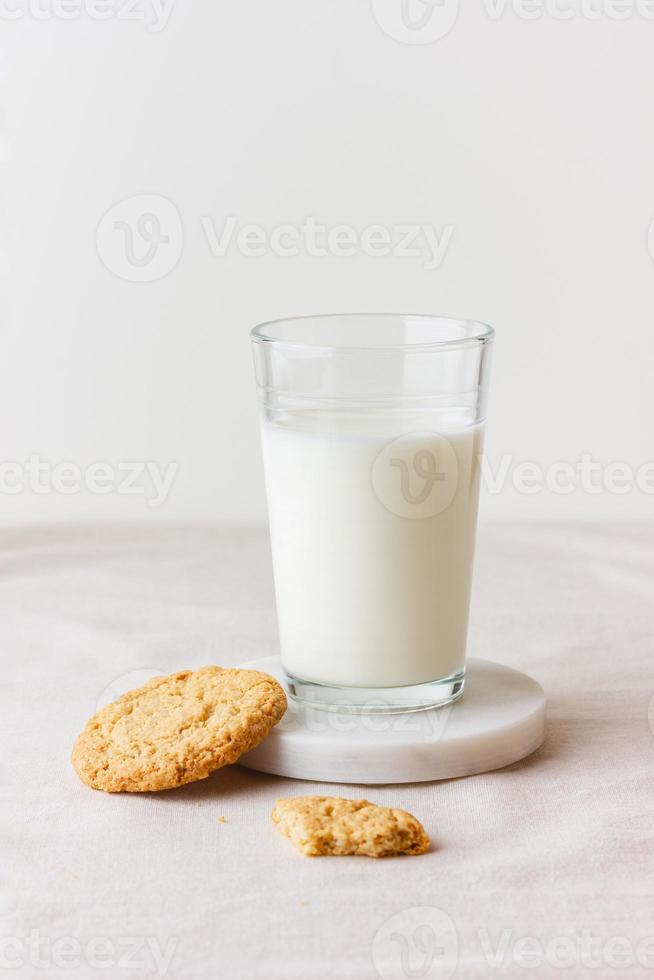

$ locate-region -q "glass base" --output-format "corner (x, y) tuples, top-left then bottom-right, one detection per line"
(283, 668), (465, 715)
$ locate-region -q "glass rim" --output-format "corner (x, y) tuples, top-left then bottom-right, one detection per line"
(250, 313), (495, 353)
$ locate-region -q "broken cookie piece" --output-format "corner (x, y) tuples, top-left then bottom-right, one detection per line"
(272, 796), (429, 857)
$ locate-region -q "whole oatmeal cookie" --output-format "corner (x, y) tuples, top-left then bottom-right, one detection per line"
(271, 796), (429, 857)
(72, 666), (287, 793)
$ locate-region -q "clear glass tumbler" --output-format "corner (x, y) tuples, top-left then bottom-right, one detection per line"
(251, 314), (494, 713)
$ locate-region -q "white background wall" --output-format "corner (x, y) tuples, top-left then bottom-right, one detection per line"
(2, 0), (653, 525)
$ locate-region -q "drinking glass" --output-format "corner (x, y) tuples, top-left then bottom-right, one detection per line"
(251, 314), (494, 713)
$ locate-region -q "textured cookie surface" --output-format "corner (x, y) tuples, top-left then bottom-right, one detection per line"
(271, 796), (429, 857)
(72, 666), (287, 793)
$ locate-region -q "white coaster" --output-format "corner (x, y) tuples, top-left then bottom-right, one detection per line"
(238, 656), (546, 785)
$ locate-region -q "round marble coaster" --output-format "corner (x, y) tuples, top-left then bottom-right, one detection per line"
(237, 656), (546, 785)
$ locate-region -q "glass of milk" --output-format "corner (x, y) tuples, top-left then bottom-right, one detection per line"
(251, 314), (494, 713)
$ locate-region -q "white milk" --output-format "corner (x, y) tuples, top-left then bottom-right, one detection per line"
(261, 410), (484, 689)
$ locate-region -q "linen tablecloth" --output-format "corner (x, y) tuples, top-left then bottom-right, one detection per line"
(1, 523), (652, 979)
